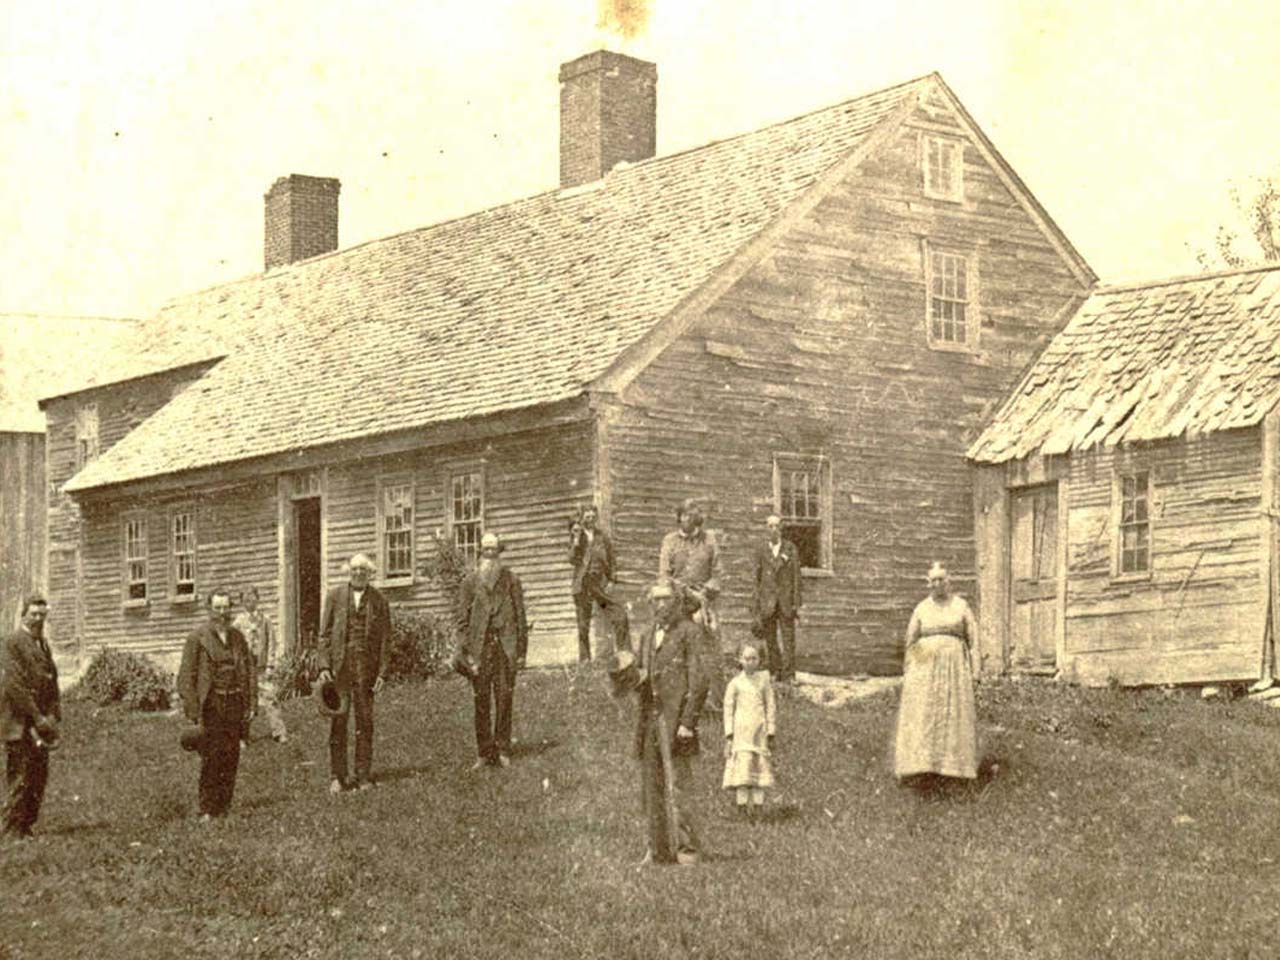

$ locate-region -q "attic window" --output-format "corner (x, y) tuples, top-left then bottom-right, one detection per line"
(923, 135), (963, 202)
(75, 403), (99, 469)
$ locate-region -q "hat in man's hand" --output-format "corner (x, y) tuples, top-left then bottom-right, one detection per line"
(452, 650), (478, 680)
(607, 649), (641, 698)
(179, 724), (206, 753)
(315, 676), (349, 717)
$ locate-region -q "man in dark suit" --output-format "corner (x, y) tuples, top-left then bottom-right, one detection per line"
(569, 505), (629, 663)
(460, 532), (528, 769)
(2, 597), (60, 838)
(317, 553), (392, 793)
(633, 580), (707, 865)
(752, 514), (803, 683)
(177, 587), (256, 820)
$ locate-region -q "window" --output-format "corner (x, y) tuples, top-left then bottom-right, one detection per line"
(123, 516), (148, 603)
(450, 470), (484, 564)
(923, 135), (963, 201)
(75, 403), (100, 469)
(379, 479), (415, 582)
(1117, 472), (1151, 575)
(171, 510), (197, 599)
(773, 455), (832, 571)
(926, 248), (972, 347)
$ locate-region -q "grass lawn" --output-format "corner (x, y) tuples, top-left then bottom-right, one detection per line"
(3, 669), (1280, 959)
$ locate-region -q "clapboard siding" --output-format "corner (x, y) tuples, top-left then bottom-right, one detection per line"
(77, 478), (278, 663)
(1059, 430), (1263, 685)
(609, 91), (1088, 675)
(42, 365), (215, 656)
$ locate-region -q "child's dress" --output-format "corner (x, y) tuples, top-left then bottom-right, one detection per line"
(722, 670), (777, 788)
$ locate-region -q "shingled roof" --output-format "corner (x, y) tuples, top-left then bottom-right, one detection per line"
(969, 264), (1280, 464)
(61, 70), (1086, 494)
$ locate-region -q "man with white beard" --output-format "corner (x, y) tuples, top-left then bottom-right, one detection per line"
(459, 532), (528, 770)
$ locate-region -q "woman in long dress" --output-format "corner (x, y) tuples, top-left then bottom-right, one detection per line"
(893, 562), (978, 785)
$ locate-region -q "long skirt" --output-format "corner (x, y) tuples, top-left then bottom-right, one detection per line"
(892, 634), (978, 780)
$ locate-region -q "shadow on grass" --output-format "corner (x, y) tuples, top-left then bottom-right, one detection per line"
(44, 819), (114, 838)
(371, 764), (438, 785)
(509, 737), (560, 759)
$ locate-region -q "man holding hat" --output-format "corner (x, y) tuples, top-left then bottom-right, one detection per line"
(177, 588), (256, 820)
(317, 553), (392, 793)
(459, 532), (528, 769)
(626, 580), (708, 865)
(2, 597), (60, 838)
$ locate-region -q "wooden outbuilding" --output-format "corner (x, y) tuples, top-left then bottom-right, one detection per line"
(42, 53), (1092, 674)
(969, 264), (1280, 686)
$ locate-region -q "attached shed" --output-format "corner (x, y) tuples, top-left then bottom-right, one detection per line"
(969, 264), (1280, 686)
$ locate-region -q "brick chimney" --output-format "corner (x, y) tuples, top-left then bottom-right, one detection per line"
(559, 51), (656, 189)
(263, 174), (341, 270)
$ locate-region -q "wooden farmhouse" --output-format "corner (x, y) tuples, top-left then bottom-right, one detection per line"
(1, 315), (135, 635)
(969, 264), (1280, 686)
(41, 51), (1093, 675)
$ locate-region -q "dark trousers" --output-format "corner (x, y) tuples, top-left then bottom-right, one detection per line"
(574, 584), (631, 662)
(199, 691), (244, 816)
(472, 635), (514, 762)
(329, 650), (375, 785)
(638, 712), (698, 862)
(4, 738), (49, 836)
(760, 611), (798, 681)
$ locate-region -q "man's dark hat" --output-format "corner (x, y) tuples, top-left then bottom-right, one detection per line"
(315, 676), (349, 717)
(179, 724), (206, 753)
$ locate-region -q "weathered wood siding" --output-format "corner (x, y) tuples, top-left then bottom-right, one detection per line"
(607, 89), (1089, 675)
(70, 420), (594, 669)
(1060, 431), (1263, 685)
(1, 432), (46, 633)
(78, 478), (278, 671)
(323, 422), (594, 665)
(43, 365), (213, 660)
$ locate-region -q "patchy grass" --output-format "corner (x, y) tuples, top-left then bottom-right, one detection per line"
(3, 671), (1280, 959)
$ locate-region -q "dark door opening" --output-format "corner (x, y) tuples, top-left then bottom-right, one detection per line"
(295, 497), (321, 653)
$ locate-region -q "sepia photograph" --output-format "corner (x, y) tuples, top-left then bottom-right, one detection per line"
(2, 0), (1279, 956)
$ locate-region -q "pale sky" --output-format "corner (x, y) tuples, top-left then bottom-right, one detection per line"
(2, 0), (1278, 319)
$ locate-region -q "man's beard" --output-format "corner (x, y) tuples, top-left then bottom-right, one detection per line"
(479, 557), (499, 586)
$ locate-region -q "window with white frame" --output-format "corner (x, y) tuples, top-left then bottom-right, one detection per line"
(1117, 472), (1151, 575)
(923, 135), (963, 201)
(774, 455), (831, 571)
(927, 248), (971, 346)
(171, 510), (197, 599)
(450, 470), (484, 564)
(75, 403), (100, 469)
(379, 479), (415, 581)
(124, 516), (148, 602)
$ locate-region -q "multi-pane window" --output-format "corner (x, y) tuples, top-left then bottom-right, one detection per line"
(928, 250), (970, 345)
(172, 511), (196, 598)
(124, 517), (148, 602)
(75, 403), (100, 469)
(380, 481), (415, 580)
(451, 471), (484, 564)
(775, 456), (830, 571)
(923, 135), (963, 201)
(1118, 472), (1151, 575)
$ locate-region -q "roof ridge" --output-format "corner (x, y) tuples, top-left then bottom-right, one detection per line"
(153, 73), (938, 309)
(1096, 262), (1280, 295)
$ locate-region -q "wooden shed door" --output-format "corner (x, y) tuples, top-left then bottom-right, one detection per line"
(1010, 484), (1059, 672)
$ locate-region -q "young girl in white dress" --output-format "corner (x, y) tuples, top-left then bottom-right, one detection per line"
(722, 641), (777, 820)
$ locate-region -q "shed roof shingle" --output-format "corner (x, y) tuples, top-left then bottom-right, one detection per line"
(968, 264), (1280, 464)
(65, 76), (930, 493)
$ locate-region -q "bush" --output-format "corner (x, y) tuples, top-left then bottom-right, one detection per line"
(419, 532), (471, 638)
(73, 647), (173, 711)
(386, 606), (453, 682)
(267, 643), (319, 701)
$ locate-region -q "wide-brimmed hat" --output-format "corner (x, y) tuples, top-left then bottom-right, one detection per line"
(179, 724), (206, 753)
(607, 649), (641, 697)
(33, 723), (60, 751)
(315, 676), (349, 717)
